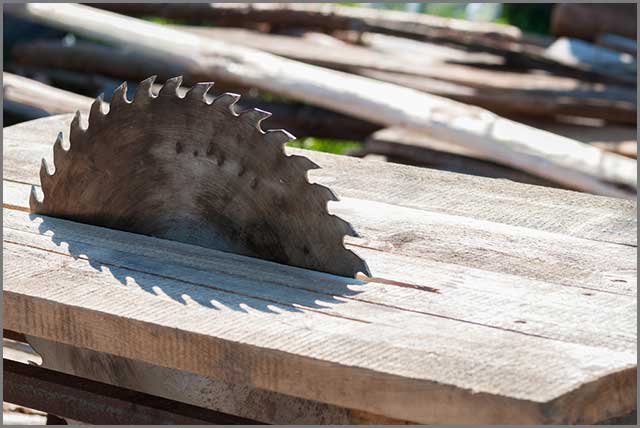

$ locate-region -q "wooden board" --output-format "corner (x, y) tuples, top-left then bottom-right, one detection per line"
(2, 114), (637, 423)
(3, 209), (636, 424)
(4, 114), (636, 247)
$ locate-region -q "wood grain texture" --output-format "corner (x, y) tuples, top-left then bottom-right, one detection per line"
(3, 209), (637, 424)
(3, 114), (636, 423)
(4, 114), (636, 247)
(25, 337), (408, 425)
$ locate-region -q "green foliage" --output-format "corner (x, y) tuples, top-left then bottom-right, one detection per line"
(500, 4), (553, 35)
(422, 3), (468, 19)
(142, 16), (191, 26)
(287, 138), (362, 155)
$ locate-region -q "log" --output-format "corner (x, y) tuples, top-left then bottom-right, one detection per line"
(365, 128), (568, 189)
(88, 2), (523, 45)
(596, 34), (637, 56)
(358, 69), (637, 125)
(3, 71), (96, 114)
(3, 71), (380, 140)
(88, 2), (627, 83)
(15, 35), (636, 126)
(551, 3), (637, 41)
(515, 118), (637, 159)
(5, 3), (637, 197)
(544, 38), (636, 84)
(178, 26), (637, 124)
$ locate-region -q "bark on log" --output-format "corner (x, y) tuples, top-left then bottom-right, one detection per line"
(551, 3), (637, 41)
(6, 3), (636, 197)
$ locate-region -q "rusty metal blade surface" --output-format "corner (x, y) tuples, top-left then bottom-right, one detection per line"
(32, 76), (369, 278)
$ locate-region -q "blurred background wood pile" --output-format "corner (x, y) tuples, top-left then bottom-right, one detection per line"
(3, 3), (637, 199)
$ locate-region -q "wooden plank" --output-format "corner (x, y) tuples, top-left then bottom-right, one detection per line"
(4, 114), (636, 246)
(3, 359), (261, 425)
(3, 204), (636, 349)
(3, 208), (637, 423)
(24, 337), (408, 425)
(5, 171), (637, 295)
(7, 3), (636, 195)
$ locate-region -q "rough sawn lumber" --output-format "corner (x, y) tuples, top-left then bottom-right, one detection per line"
(3, 115), (637, 423)
(3, 208), (636, 424)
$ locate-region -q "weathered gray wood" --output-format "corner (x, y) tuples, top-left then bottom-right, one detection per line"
(364, 126), (636, 189)
(4, 114), (636, 247)
(3, 71), (96, 115)
(3, 208), (637, 424)
(23, 336), (408, 425)
(4, 192), (636, 348)
(6, 3), (636, 195)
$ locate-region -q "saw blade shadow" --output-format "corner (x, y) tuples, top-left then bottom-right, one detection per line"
(33, 213), (368, 316)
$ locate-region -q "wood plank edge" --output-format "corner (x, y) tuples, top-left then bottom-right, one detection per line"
(4, 290), (551, 424)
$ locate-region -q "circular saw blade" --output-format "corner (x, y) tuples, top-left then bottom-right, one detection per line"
(31, 76), (369, 278)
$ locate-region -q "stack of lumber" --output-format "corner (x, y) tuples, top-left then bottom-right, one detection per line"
(3, 113), (637, 424)
(3, 2), (637, 198)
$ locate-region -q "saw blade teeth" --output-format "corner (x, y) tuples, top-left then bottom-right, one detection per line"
(159, 76), (184, 97)
(264, 129), (295, 147)
(212, 93), (241, 114)
(39, 158), (54, 192)
(69, 110), (87, 147)
(89, 94), (106, 125)
(186, 82), (215, 102)
(239, 108), (272, 131)
(134, 75), (157, 101)
(110, 81), (131, 111)
(331, 214), (359, 237)
(52, 132), (67, 166)
(289, 155), (321, 171)
(312, 183), (340, 202)
(29, 185), (43, 212)
(347, 249), (372, 276)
